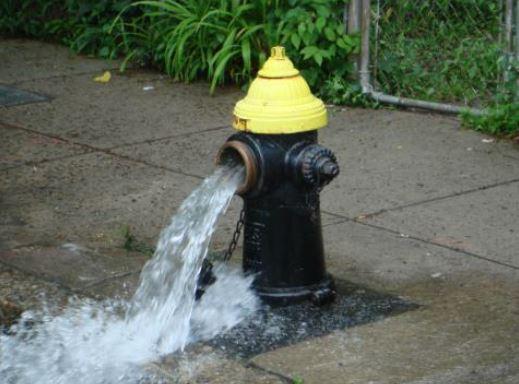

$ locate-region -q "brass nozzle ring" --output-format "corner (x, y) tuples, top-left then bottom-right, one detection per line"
(216, 140), (258, 195)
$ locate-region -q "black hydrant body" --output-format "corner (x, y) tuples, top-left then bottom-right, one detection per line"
(216, 47), (339, 305)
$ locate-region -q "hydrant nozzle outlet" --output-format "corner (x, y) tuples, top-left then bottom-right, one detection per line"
(216, 140), (258, 195)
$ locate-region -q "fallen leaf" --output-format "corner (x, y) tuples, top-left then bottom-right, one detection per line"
(94, 71), (111, 83)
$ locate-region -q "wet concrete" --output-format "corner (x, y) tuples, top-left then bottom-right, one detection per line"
(0, 151), (201, 250)
(0, 263), (69, 329)
(0, 245), (147, 290)
(251, 274), (519, 384)
(149, 347), (286, 384)
(0, 38), (119, 84)
(0, 71), (241, 148)
(0, 122), (87, 170)
(0, 84), (49, 107)
(320, 108), (519, 219)
(367, 182), (519, 268)
(1, 38), (519, 383)
(208, 280), (416, 358)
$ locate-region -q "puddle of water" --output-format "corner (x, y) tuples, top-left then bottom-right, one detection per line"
(0, 165), (258, 384)
(0, 85), (48, 107)
(208, 280), (418, 358)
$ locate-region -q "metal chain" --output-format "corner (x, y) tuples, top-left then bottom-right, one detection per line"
(223, 186), (324, 261)
(222, 208), (245, 261)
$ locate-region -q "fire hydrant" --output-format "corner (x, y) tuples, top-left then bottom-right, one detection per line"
(216, 46), (339, 305)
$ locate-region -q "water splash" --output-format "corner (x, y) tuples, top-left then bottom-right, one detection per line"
(0, 165), (258, 384)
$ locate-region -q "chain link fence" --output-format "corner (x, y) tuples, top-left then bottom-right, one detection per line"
(348, 0), (518, 114)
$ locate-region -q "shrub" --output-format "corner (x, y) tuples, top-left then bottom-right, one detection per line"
(113, 0), (275, 91)
(1, 0), (361, 99)
(461, 103), (519, 137)
(0, 0), (136, 59)
(114, 0), (359, 94)
(273, 0), (359, 92)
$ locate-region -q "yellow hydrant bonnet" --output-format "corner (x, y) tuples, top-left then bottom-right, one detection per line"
(233, 46), (327, 134)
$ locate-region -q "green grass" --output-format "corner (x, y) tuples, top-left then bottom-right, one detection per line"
(122, 225), (155, 257)
(461, 103), (519, 137)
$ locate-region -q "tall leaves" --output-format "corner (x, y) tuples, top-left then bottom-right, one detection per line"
(119, 0), (270, 92)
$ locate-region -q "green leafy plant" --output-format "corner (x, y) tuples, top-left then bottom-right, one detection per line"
(64, 0), (135, 59)
(274, 0), (359, 91)
(114, 0), (360, 97)
(114, 0), (278, 92)
(0, 0), (66, 38)
(0, 0), (136, 58)
(461, 103), (519, 137)
(375, 0), (503, 106)
(122, 225), (155, 257)
(320, 76), (379, 107)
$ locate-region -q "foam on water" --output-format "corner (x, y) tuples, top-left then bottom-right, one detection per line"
(0, 165), (258, 384)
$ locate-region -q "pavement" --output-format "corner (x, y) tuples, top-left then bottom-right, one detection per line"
(1, 38), (518, 383)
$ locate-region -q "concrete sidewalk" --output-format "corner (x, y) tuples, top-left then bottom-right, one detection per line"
(1, 38), (518, 383)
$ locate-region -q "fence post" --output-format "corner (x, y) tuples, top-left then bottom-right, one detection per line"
(359, 0), (371, 92)
(504, 0), (513, 89)
(347, 0), (362, 81)
(516, 0), (518, 99)
(347, 0), (362, 33)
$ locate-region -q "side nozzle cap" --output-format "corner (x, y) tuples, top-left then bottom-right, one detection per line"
(319, 161), (340, 179)
(298, 144), (340, 189)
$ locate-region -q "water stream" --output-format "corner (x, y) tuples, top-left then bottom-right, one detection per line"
(0, 165), (258, 383)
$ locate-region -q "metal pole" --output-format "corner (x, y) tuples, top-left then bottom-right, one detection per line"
(499, 0), (504, 45)
(348, 0), (362, 33)
(505, 0), (513, 52)
(516, 0), (519, 60)
(368, 91), (485, 116)
(348, 0), (362, 81)
(373, 0), (381, 81)
(359, 0), (371, 92)
(516, 0), (519, 59)
(504, 0), (513, 88)
(343, 2), (348, 32)
(516, 0), (519, 99)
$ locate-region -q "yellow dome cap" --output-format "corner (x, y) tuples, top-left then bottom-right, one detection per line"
(233, 46), (327, 134)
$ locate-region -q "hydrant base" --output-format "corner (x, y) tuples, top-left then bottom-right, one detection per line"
(255, 274), (336, 306)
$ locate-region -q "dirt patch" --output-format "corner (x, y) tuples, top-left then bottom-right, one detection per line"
(0, 299), (23, 330)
